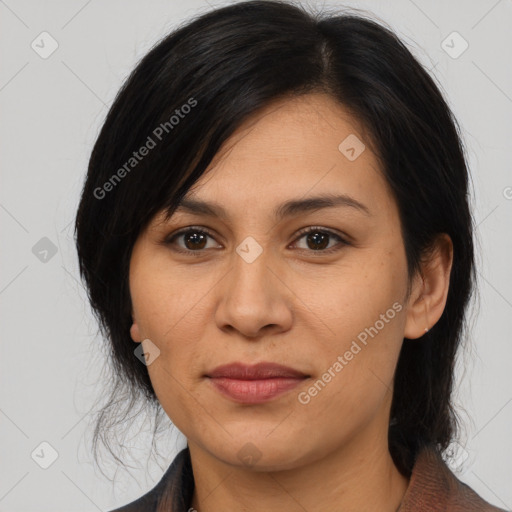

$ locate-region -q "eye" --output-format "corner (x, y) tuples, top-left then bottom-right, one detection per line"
(165, 226), (220, 256)
(291, 226), (348, 254)
(163, 225), (349, 256)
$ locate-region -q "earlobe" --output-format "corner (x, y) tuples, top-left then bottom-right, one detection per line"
(130, 322), (142, 343)
(403, 284), (430, 340)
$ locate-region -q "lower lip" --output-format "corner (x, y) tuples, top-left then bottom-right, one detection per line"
(208, 377), (306, 404)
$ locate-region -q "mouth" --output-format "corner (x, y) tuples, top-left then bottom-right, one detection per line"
(205, 362), (310, 404)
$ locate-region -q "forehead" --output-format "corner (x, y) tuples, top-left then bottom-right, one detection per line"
(144, 93), (400, 235)
(178, 94), (391, 214)
(208, 93), (370, 167)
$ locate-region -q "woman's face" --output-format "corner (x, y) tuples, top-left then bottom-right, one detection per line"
(129, 93), (421, 470)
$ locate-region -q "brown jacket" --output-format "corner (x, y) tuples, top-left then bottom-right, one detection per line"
(110, 444), (509, 511)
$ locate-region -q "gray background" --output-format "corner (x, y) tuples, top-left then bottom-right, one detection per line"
(1, 0), (511, 510)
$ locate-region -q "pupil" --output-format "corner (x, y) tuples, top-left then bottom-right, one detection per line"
(185, 232), (207, 250)
(308, 232), (328, 250)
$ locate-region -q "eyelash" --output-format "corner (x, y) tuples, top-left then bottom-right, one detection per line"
(164, 225), (349, 257)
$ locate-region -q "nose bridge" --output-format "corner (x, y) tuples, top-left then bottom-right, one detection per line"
(229, 235), (276, 301)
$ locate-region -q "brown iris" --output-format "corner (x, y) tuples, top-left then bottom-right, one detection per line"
(306, 231), (330, 250)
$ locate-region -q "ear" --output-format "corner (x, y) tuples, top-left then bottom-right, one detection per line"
(130, 317), (143, 343)
(404, 233), (453, 339)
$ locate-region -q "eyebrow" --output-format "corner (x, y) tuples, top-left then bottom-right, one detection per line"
(170, 193), (371, 220)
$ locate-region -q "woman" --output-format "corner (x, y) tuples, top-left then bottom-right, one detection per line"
(74, 1), (507, 510)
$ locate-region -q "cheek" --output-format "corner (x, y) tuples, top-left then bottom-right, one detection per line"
(129, 258), (206, 407)
(130, 255), (205, 340)
(298, 305), (405, 447)
(298, 245), (406, 335)
(297, 248), (406, 404)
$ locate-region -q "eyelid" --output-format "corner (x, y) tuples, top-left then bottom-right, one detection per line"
(164, 225), (218, 242)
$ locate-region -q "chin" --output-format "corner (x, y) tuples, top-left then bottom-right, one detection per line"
(206, 435), (313, 472)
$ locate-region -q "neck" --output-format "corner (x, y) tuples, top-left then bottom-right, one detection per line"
(188, 423), (409, 512)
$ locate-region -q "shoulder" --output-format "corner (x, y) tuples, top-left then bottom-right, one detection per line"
(109, 492), (157, 512)
(107, 447), (193, 512)
(400, 444), (508, 511)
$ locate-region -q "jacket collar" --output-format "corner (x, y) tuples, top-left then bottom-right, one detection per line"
(397, 444), (506, 511)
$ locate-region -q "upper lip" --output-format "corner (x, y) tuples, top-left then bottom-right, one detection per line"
(207, 362), (308, 380)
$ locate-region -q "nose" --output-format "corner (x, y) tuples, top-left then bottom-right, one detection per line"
(214, 243), (294, 339)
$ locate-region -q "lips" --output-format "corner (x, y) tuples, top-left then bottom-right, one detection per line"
(207, 362), (308, 379)
(206, 362), (309, 404)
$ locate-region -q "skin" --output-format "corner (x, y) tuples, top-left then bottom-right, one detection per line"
(129, 93), (453, 512)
